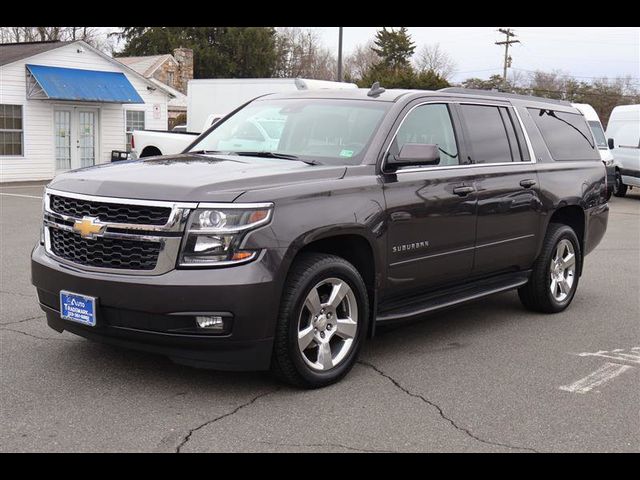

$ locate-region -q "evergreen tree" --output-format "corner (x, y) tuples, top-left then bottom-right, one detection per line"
(114, 27), (278, 79)
(358, 27), (449, 90)
(371, 27), (415, 73)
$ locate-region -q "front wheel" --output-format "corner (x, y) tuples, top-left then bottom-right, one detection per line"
(613, 170), (627, 197)
(518, 223), (581, 313)
(271, 253), (369, 388)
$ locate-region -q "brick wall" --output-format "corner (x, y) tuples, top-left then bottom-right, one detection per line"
(172, 48), (193, 95)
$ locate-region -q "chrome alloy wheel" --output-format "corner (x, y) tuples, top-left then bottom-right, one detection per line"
(297, 277), (358, 371)
(549, 239), (576, 302)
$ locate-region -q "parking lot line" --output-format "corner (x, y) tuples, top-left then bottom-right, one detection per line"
(0, 193), (42, 199)
(559, 362), (633, 394)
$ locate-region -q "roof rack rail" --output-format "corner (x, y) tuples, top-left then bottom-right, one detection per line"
(438, 87), (571, 106)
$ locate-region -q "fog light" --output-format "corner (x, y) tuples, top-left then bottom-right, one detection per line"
(195, 315), (224, 330)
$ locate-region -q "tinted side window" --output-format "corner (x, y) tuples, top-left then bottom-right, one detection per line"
(460, 105), (513, 163)
(528, 108), (600, 161)
(392, 103), (459, 166)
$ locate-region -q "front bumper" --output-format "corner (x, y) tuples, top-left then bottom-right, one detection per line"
(31, 245), (283, 371)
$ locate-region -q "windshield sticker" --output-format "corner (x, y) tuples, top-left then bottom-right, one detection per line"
(339, 149), (354, 158)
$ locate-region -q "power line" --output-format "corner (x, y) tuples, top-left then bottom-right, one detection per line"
(495, 28), (520, 87)
(511, 67), (640, 83)
(510, 87), (640, 99)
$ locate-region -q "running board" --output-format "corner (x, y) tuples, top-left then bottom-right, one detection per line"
(376, 271), (531, 323)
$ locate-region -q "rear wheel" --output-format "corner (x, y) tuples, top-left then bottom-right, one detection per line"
(518, 223), (581, 313)
(613, 169), (627, 197)
(271, 253), (368, 388)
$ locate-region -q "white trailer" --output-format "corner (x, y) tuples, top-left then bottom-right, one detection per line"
(186, 78), (358, 133)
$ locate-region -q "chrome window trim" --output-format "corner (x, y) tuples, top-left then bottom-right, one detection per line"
(380, 100), (538, 175)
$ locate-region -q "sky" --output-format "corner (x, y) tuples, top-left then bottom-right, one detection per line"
(105, 27), (640, 85)
(313, 27), (640, 84)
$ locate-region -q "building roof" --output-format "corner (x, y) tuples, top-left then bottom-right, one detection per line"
(116, 54), (177, 77)
(0, 41), (74, 66)
(0, 40), (175, 100)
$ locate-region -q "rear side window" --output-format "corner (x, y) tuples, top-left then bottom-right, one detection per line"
(460, 104), (525, 163)
(528, 108), (600, 161)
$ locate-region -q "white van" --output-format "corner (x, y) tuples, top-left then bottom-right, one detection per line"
(606, 105), (640, 197)
(572, 103), (617, 197)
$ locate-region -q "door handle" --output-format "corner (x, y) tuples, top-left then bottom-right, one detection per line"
(519, 179), (537, 188)
(453, 186), (475, 197)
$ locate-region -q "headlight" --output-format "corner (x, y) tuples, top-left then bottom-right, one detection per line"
(179, 203), (273, 267)
(603, 159), (614, 167)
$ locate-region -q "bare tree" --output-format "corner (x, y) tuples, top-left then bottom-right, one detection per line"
(343, 40), (380, 82)
(414, 43), (457, 81)
(527, 70), (572, 99)
(1, 27), (106, 50)
(274, 27), (337, 80)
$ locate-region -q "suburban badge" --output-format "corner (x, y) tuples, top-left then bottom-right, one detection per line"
(392, 241), (430, 253)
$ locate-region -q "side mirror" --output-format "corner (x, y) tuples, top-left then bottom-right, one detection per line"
(608, 138), (615, 150)
(387, 143), (440, 168)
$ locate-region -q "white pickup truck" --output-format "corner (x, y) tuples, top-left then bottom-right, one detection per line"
(131, 114), (223, 158)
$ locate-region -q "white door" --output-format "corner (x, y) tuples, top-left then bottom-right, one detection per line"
(54, 107), (99, 173)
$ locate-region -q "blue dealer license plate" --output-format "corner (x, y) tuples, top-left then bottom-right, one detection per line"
(60, 291), (97, 327)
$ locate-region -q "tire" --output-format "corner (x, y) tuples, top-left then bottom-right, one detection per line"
(271, 253), (369, 388)
(613, 169), (627, 197)
(518, 223), (581, 313)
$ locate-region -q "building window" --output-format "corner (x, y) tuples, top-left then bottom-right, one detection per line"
(125, 110), (145, 152)
(167, 71), (175, 87)
(0, 104), (24, 156)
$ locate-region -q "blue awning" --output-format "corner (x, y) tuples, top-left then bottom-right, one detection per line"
(26, 64), (144, 104)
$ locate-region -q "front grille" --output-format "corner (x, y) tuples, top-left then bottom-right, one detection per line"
(50, 194), (171, 226)
(49, 228), (161, 270)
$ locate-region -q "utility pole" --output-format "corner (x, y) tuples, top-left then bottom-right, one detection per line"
(337, 27), (344, 82)
(495, 28), (520, 89)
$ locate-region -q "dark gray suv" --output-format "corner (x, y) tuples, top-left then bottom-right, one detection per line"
(31, 87), (609, 388)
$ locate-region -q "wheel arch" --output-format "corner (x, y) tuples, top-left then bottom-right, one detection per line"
(279, 227), (381, 337)
(544, 204), (585, 275)
(140, 146), (162, 157)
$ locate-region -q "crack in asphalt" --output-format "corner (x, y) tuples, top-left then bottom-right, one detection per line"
(175, 388), (280, 453)
(258, 440), (394, 453)
(0, 326), (74, 342)
(0, 314), (44, 326)
(358, 360), (540, 453)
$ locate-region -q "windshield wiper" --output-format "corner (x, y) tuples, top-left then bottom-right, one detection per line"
(189, 149), (231, 155)
(233, 151), (319, 165)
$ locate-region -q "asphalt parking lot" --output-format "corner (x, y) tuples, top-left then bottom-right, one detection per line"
(1, 182), (638, 453)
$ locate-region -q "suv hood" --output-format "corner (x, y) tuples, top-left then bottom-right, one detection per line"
(48, 153), (347, 202)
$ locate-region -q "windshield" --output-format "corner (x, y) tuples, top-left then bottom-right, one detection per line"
(588, 121), (608, 149)
(188, 98), (390, 165)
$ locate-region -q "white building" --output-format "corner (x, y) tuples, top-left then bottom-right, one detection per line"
(0, 40), (174, 183)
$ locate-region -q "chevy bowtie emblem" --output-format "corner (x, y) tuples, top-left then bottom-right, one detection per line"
(73, 216), (105, 239)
